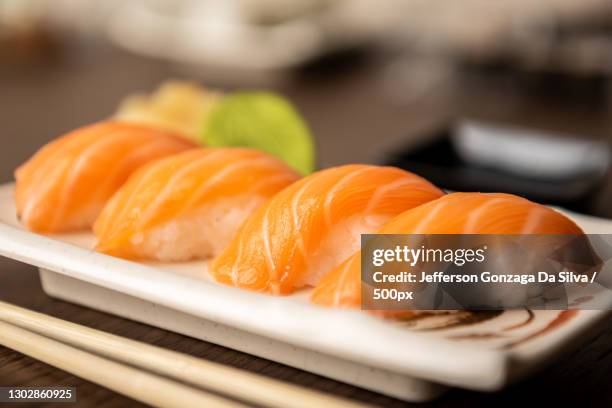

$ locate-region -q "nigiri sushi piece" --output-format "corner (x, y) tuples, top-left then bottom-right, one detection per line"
(15, 122), (196, 233)
(94, 148), (300, 262)
(311, 192), (583, 311)
(210, 165), (444, 294)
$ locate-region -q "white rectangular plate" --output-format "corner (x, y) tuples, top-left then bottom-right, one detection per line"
(0, 183), (610, 402)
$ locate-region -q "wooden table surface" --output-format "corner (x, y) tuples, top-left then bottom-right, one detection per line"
(1, 37), (612, 407)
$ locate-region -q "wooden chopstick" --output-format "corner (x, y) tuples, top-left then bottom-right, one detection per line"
(0, 320), (243, 408)
(0, 301), (368, 408)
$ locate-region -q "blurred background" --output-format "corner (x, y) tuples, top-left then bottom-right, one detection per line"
(2, 0), (612, 217)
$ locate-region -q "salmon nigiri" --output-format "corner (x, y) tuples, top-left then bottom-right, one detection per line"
(210, 165), (444, 294)
(94, 148), (300, 261)
(311, 192), (583, 310)
(15, 122), (195, 233)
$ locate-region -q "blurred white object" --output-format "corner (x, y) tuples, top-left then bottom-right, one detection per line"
(106, 0), (375, 73)
(454, 121), (611, 179)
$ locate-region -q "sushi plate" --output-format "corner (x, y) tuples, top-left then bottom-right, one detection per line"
(0, 182), (610, 402)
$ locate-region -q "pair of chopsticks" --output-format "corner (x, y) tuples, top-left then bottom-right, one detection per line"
(0, 300), (367, 408)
